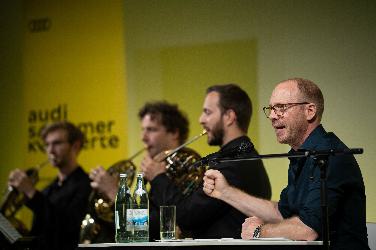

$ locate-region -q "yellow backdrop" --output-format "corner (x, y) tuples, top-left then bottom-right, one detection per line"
(15, 0), (129, 229)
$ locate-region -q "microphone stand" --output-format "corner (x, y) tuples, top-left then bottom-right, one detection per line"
(212, 148), (363, 250)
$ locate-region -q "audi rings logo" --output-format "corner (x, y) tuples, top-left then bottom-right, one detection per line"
(29, 18), (51, 32)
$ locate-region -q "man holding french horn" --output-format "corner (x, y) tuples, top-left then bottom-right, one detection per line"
(89, 100), (200, 241)
(142, 84), (272, 239)
(7, 121), (91, 250)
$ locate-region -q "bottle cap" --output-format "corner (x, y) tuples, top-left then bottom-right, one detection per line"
(119, 173), (127, 178)
(137, 172), (144, 178)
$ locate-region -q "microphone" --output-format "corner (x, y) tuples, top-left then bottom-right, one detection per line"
(193, 141), (254, 167)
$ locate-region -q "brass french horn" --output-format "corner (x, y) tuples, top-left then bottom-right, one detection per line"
(80, 130), (207, 243)
(156, 130), (207, 197)
(1, 160), (49, 234)
(80, 149), (142, 243)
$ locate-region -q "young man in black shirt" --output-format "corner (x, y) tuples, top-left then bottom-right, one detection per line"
(8, 121), (91, 250)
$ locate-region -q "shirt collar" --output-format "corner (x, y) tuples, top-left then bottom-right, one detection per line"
(288, 124), (326, 155)
(220, 135), (252, 152)
(54, 166), (82, 186)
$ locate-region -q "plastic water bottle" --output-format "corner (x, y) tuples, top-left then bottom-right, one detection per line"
(132, 173), (149, 242)
(115, 173), (133, 242)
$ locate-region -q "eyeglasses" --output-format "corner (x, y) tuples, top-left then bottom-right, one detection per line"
(262, 102), (309, 118)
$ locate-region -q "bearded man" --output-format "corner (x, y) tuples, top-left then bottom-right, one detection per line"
(143, 84), (271, 239)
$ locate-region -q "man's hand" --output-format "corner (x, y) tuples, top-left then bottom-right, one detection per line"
(202, 169), (230, 199)
(241, 216), (264, 240)
(140, 155), (167, 181)
(90, 166), (118, 202)
(8, 169), (36, 199)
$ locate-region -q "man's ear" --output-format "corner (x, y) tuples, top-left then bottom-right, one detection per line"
(170, 129), (180, 141)
(71, 140), (82, 153)
(306, 103), (317, 121)
(223, 109), (237, 127)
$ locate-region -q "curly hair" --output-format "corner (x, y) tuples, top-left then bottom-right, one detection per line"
(138, 101), (189, 144)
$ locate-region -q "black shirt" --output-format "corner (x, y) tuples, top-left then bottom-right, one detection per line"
(26, 166), (91, 250)
(150, 136), (271, 239)
(278, 125), (369, 250)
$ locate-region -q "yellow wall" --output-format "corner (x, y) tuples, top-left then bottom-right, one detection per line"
(22, 0), (129, 175)
(127, 41), (259, 156)
(0, 1), (24, 188)
(123, 0), (376, 222)
(1, 0), (129, 229)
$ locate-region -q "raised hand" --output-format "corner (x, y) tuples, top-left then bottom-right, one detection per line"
(202, 169), (229, 199)
(90, 166), (118, 202)
(140, 154), (167, 181)
(8, 169), (36, 199)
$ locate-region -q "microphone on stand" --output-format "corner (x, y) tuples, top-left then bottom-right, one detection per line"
(192, 141), (255, 168)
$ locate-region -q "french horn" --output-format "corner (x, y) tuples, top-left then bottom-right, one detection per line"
(1, 160), (49, 234)
(156, 130), (207, 196)
(80, 130), (207, 243)
(80, 149), (142, 244)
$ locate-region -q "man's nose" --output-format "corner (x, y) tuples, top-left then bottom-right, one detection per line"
(141, 132), (148, 143)
(45, 145), (54, 154)
(199, 113), (205, 125)
(268, 108), (279, 120)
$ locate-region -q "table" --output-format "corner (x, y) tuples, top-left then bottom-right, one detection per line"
(78, 239), (323, 249)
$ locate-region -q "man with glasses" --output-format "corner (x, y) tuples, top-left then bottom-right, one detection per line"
(8, 121), (91, 250)
(203, 78), (369, 249)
